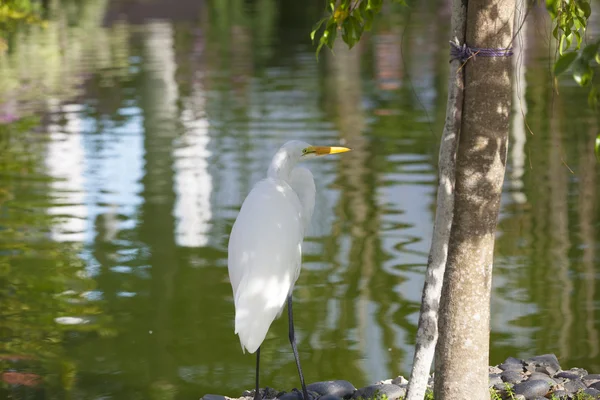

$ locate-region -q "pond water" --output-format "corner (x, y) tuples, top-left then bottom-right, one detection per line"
(1, 0), (599, 398)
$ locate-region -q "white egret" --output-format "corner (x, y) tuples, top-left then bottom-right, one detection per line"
(228, 140), (351, 400)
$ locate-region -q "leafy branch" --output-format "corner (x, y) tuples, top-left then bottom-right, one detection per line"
(547, 0), (599, 107)
(311, 0), (407, 58)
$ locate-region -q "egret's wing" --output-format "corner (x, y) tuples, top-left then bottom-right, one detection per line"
(228, 178), (304, 353)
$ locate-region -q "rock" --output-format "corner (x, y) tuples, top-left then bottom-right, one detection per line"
(318, 396), (344, 400)
(527, 372), (557, 385)
(555, 371), (583, 380)
(549, 389), (569, 399)
(277, 390), (319, 400)
(243, 388), (281, 399)
(504, 356), (524, 365)
(493, 382), (511, 392)
(306, 381), (355, 398)
(535, 365), (559, 376)
(563, 379), (587, 393)
(391, 376), (407, 386)
(526, 354), (561, 372)
(351, 384), (406, 400)
(569, 368), (589, 377)
(513, 379), (550, 398)
(589, 381), (600, 391)
(524, 364), (537, 374)
(513, 395), (526, 400)
(584, 387), (600, 397)
(501, 370), (526, 384)
(202, 395), (228, 400)
(489, 373), (503, 387)
(489, 366), (503, 374)
(583, 374), (600, 386)
(499, 363), (525, 372)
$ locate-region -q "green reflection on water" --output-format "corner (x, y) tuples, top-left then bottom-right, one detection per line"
(1, 0), (599, 398)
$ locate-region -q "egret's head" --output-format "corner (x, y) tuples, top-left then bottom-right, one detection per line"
(278, 140), (351, 161)
(300, 144), (352, 159)
(269, 140), (351, 179)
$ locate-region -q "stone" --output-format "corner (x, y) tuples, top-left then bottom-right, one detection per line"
(202, 395), (228, 400)
(306, 381), (355, 398)
(555, 371), (583, 380)
(563, 379), (587, 393)
(526, 354), (561, 372)
(499, 363), (525, 372)
(513, 379), (550, 398)
(513, 395), (526, 400)
(527, 372), (557, 385)
(243, 388), (281, 399)
(351, 384), (406, 400)
(318, 396), (344, 400)
(524, 364), (537, 374)
(489, 373), (503, 387)
(549, 389), (569, 399)
(504, 356), (524, 365)
(569, 368), (589, 377)
(501, 370), (526, 384)
(391, 376), (408, 386)
(584, 387), (600, 397)
(583, 374), (600, 386)
(589, 381), (600, 391)
(493, 382), (511, 392)
(489, 366), (503, 374)
(277, 390), (319, 400)
(535, 365), (559, 376)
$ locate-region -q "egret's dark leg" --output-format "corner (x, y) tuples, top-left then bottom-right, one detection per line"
(288, 295), (310, 400)
(254, 346), (261, 400)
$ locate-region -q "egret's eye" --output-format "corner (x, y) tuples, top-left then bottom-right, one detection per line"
(302, 148), (308, 154)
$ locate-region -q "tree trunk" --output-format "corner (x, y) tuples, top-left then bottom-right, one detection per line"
(434, 0), (515, 399)
(404, 0), (466, 398)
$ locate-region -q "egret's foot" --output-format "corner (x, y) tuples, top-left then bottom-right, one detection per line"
(253, 392), (262, 400)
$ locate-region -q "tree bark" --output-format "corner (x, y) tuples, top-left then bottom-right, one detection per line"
(434, 0), (515, 399)
(404, 0), (466, 398)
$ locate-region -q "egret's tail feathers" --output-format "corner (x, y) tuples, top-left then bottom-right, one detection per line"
(233, 278), (290, 354)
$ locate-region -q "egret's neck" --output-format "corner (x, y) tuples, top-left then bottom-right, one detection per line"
(267, 149), (297, 181)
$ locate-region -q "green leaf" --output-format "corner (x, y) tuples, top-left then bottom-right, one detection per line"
(580, 1), (591, 18)
(572, 58), (594, 86)
(352, 8), (363, 23)
(342, 18), (353, 47)
(351, 15), (364, 41)
(582, 40), (600, 62)
(552, 25), (559, 41)
(565, 33), (573, 52)
(367, 0), (383, 13)
(325, 23), (337, 50)
(310, 17), (327, 42)
(554, 51), (578, 75)
(573, 30), (582, 50)
(546, 0), (559, 19)
(596, 53), (600, 65)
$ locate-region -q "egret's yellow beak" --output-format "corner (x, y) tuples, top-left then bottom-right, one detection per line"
(312, 146), (351, 155)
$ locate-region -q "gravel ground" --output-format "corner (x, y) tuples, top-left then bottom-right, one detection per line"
(201, 354), (600, 399)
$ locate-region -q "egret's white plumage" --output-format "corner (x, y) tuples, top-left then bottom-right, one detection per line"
(227, 140), (350, 398)
(228, 141), (315, 353)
